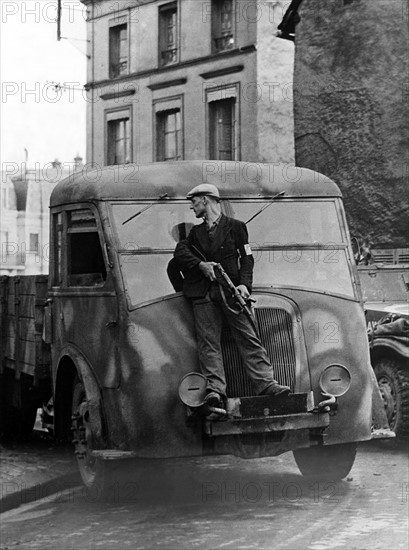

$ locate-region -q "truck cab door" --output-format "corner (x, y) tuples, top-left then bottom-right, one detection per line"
(49, 206), (120, 388)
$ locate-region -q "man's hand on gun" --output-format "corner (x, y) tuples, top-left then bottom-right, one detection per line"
(198, 261), (218, 281)
(198, 261), (254, 318)
(236, 284), (250, 299)
(199, 262), (249, 296)
(214, 264), (255, 316)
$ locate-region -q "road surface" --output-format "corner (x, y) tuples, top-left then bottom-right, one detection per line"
(1, 441), (408, 550)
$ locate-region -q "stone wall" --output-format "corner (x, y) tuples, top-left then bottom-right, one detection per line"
(293, 0), (408, 246)
(256, 1), (295, 164)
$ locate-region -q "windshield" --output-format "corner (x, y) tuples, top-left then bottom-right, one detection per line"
(111, 200), (355, 306)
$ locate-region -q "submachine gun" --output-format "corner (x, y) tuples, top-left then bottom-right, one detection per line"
(214, 263), (255, 321)
(189, 244), (257, 324)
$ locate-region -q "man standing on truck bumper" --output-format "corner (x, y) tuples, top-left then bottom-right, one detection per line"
(174, 184), (290, 413)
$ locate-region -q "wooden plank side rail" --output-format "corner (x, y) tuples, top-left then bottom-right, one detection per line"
(14, 278), (22, 384)
(0, 275), (50, 382)
(0, 276), (9, 376)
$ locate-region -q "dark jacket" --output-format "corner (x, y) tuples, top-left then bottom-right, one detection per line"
(174, 214), (254, 299)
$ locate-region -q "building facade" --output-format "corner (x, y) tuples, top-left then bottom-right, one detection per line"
(0, 159), (83, 276)
(0, 173), (21, 275)
(81, 0), (295, 166)
(288, 0), (408, 248)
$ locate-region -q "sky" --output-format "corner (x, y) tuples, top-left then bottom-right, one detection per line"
(0, 0), (87, 173)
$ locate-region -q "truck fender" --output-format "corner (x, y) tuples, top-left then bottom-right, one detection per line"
(370, 338), (409, 360)
(55, 346), (106, 447)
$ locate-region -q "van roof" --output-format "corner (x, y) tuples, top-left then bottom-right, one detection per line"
(50, 161), (341, 206)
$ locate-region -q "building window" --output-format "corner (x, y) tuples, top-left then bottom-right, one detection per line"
(29, 233), (39, 253)
(153, 96), (183, 162)
(107, 117), (131, 165)
(212, 0), (235, 53)
(156, 110), (182, 161)
(209, 98), (236, 160)
(159, 2), (178, 66)
(109, 23), (128, 78)
(1, 231), (9, 256)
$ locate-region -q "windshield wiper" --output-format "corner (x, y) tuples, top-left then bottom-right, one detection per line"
(122, 193), (168, 225)
(245, 191), (285, 224)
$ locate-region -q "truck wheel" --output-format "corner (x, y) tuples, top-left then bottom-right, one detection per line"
(293, 443), (357, 480)
(373, 357), (409, 438)
(71, 377), (113, 499)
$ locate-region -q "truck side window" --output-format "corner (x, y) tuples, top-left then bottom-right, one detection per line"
(53, 212), (63, 286)
(67, 210), (107, 287)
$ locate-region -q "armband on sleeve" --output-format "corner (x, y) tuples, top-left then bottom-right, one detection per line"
(243, 244), (252, 256)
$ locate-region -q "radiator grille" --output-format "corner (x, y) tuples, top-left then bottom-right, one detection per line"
(221, 308), (296, 398)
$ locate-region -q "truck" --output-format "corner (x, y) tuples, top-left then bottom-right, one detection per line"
(358, 263), (409, 438)
(0, 161), (393, 496)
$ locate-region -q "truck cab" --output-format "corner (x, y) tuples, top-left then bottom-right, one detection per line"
(5, 161), (392, 493)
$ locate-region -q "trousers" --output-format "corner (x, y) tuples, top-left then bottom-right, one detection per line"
(192, 289), (278, 397)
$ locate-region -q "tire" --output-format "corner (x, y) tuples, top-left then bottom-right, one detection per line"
(71, 377), (114, 499)
(373, 357), (409, 438)
(293, 443), (357, 480)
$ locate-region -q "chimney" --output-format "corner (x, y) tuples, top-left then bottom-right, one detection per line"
(74, 154), (84, 171)
(51, 158), (62, 168)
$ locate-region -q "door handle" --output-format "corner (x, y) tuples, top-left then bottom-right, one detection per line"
(105, 320), (118, 328)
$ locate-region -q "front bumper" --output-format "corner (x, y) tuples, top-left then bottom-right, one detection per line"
(205, 411), (330, 436)
(204, 392), (330, 437)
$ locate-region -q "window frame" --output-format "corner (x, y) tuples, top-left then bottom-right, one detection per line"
(108, 23), (129, 79)
(52, 211), (64, 286)
(211, 0), (236, 54)
(205, 83), (240, 160)
(156, 110), (182, 161)
(108, 14), (131, 80)
(29, 233), (39, 253)
(152, 95), (184, 162)
(158, 1), (179, 67)
(105, 107), (133, 166)
(50, 205), (111, 290)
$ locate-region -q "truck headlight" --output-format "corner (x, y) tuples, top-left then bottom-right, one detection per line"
(319, 365), (351, 397)
(178, 372), (207, 407)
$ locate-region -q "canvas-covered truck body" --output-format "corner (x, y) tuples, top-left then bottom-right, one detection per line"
(0, 161), (392, 493)
(0, 275), (51, 438)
